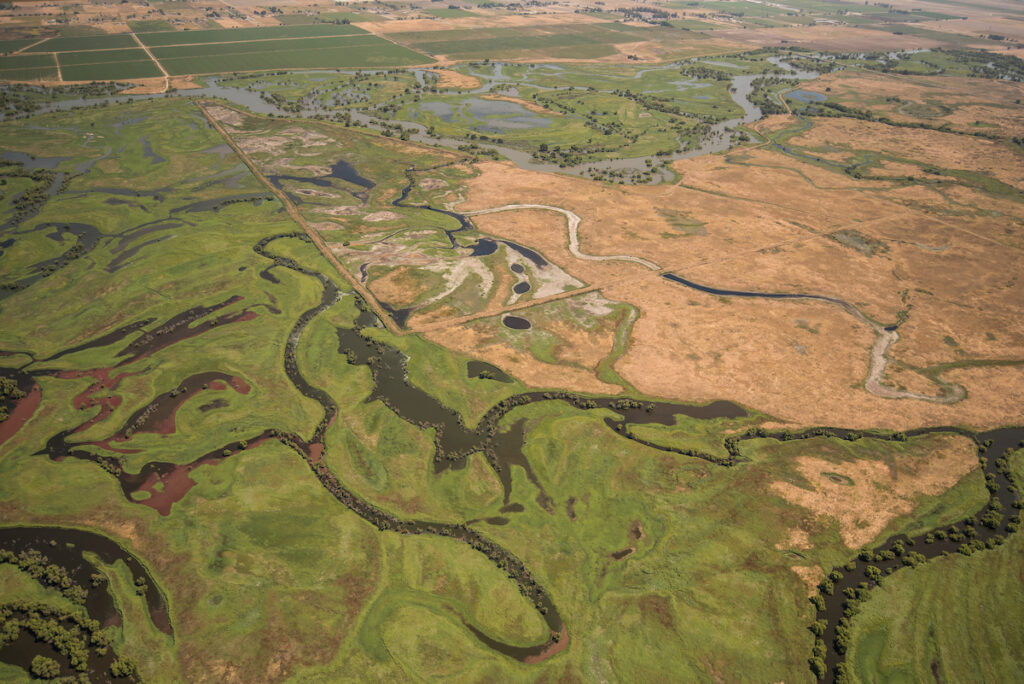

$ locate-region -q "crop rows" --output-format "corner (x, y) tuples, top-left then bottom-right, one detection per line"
(57, 48), (151, 66)
(61, 61), (163, 81)
(159, 41), (430, 75)
(24, 33), (137, 53)
(135, 23), (367, 47)
(148, 34), (379, 60)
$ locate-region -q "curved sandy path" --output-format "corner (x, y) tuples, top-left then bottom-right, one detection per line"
(463, 204), (661, 270)
(463, 203), (962, 404)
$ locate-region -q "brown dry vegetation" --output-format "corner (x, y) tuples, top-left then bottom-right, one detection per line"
(714, 25), (948, 51)
(769, 434), (977, 548)
(788, 118), (1024, 188)
(810, 71), (1024, 138)
(424, 309), (624, 396)
(430, 119), (1024, 429)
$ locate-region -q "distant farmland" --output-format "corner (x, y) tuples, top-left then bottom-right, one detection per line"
(22, 33), (139, 52)
(0, 23), (432, 82)
(134, 23), (367, 47)
(384, 21), (701, 59)
(158, 41), (429, 75)
(0, 53), (57, 81)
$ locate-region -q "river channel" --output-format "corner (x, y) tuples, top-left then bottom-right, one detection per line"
(0, 56), (818, 183)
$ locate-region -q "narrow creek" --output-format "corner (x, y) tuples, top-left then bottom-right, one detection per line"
(2, 226), (751, 664)
(3, 228), (1021, 672)
(736, 425), (1024, 682)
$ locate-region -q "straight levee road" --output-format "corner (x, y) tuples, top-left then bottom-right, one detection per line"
(195, 100), (403, 335)
(131, 32), (169, 92)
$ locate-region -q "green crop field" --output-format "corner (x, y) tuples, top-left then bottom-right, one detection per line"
(56, 48), (152, 67)
(60, 60), (164, 81)
(274, 13), (319, 25)
(0, 52), (56, 76)
(425, 7), (477, 17)
(148, 34), (380, 60)
(0, 65), (57, 81)
(386, 21), (675, 59)
(156, 39), (431, 75)
(135, 23), (367, 47)
(24, 33), (138, 53)
(0, 39), (36, 54)
(670, 18), (723, 30)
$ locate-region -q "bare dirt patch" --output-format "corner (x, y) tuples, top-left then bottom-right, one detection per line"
(419, 178), (448, 190)
(204, 105), (244, 127)
(480, 94), (560, 115)
(363, 211), (401, 222)
(428, 68), (481, 90)
(118, 78), (168, 95)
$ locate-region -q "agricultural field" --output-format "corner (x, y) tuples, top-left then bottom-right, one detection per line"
(0, 22), (433, 85)
(0, 0), (1023, 682)
(380, 20), (727, 62)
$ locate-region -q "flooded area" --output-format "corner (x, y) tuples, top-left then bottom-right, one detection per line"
(0, 55), (820, 183)
(0, 525), (172, 635)
(786, 89), (827, 103)
(417, 97), (550, 133)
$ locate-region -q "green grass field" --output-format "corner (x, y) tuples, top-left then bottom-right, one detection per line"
(843, 451), (1024, 683)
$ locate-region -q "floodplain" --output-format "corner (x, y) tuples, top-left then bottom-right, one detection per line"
(0, 0), (1023, 682)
